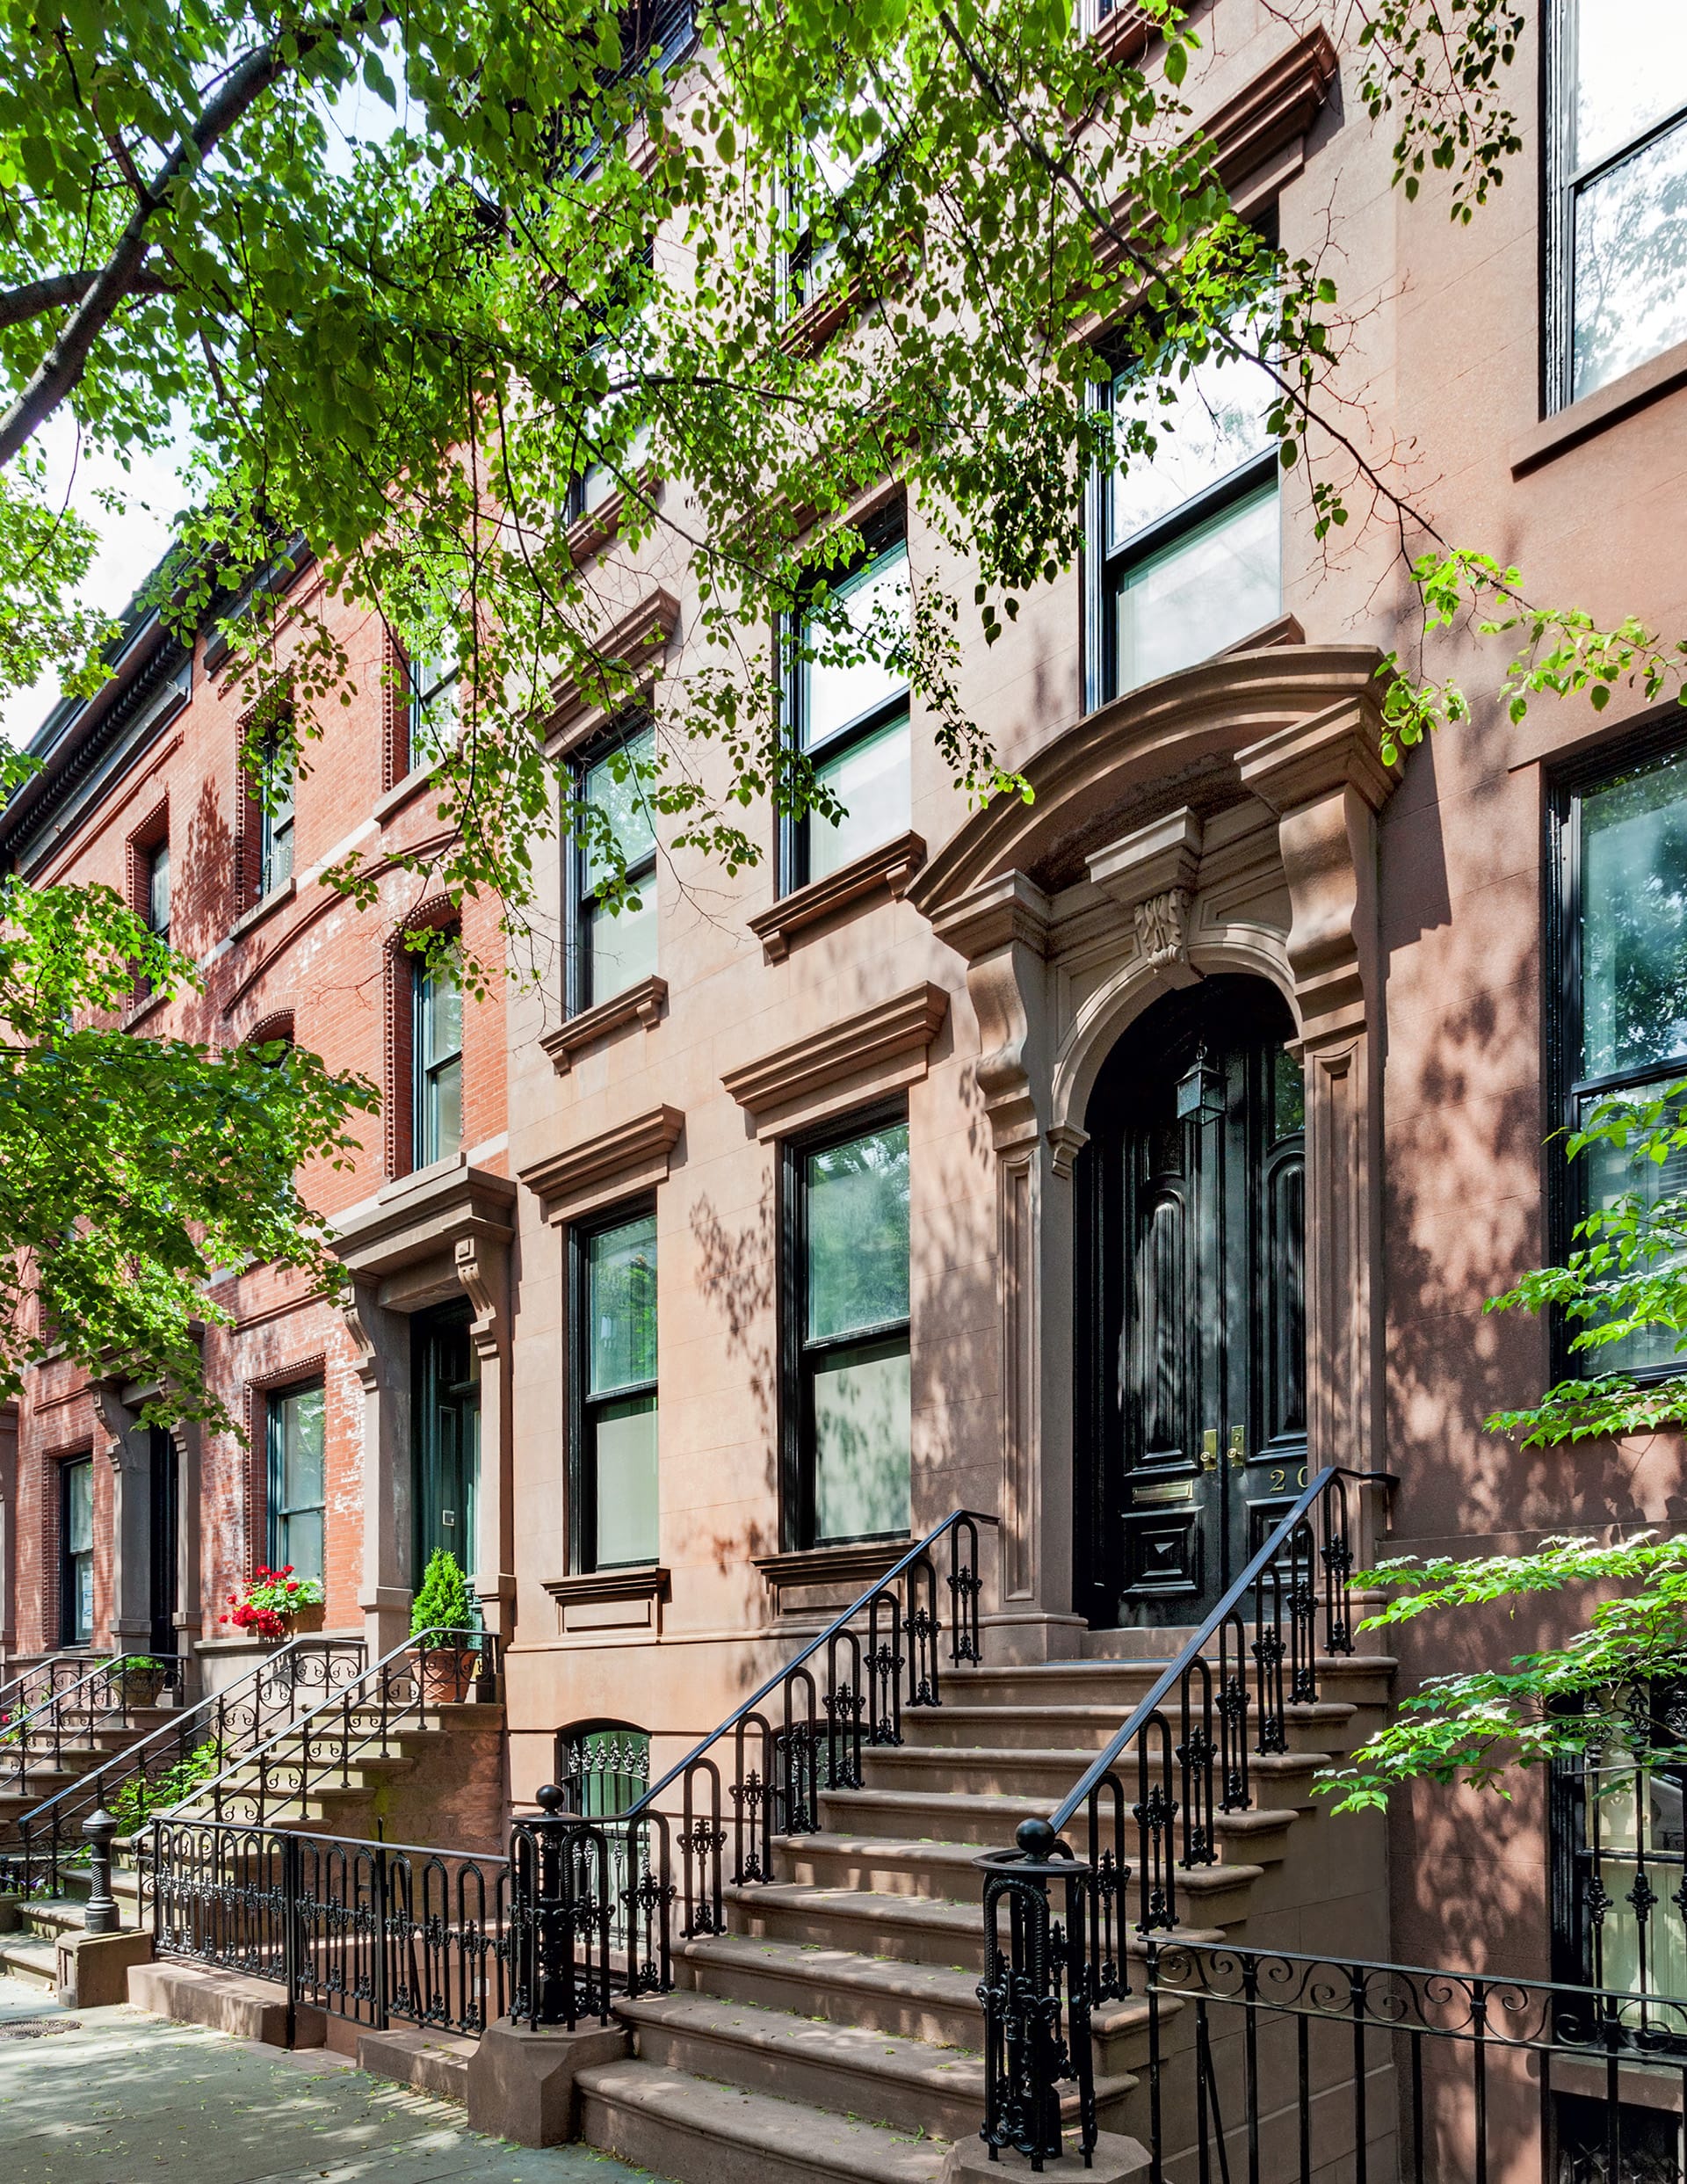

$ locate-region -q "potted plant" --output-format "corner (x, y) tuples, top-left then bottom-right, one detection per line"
(221, 1565), (326, 1645)
(410, 1549), (479, 1703)
(112, 1653), (170, 1707)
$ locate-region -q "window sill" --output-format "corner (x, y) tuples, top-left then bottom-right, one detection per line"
(540, 976), (668, 1077)
(779, 278), (862, 361)
(543, 588), (681, 760)
(543, 1564), (670, 1638)
(373, 760), (441, 827)
(721, 979), (949, 1140)
(565, 467), (660, 565)
(228, 876), (296, 943)
(1088, 2), (1152, 66)
(1512, 336), (1687, 478)
(749, 831), (927, 964)
(123, 987), (170, 1034)
(752, 1538), (912, 1621)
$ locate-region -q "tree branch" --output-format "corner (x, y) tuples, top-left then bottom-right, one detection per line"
(0, 25), (340, 468)
(0, 267), (175, 330)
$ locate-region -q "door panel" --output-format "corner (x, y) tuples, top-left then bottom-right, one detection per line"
(148, 1426), (178, 1657)
(1074, 976), (1307, 1627)
(412, 1303), (481, 1585)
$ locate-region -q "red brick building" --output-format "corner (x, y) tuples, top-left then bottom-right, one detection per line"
(0, 555), (508, 1689)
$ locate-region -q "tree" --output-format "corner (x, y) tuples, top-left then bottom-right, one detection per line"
(0, 862), (376, 1429)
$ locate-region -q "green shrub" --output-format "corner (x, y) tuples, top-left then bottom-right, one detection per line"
(410, 1548), (475, 1640)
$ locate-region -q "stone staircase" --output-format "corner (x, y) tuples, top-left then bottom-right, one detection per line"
(576, 1640), (1394, 2184)
(0, 1700), (179, 1845)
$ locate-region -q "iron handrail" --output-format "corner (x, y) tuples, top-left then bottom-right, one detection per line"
(1046, 1464), (1391, 1835)
(624, 1506), (998, 1821)
(164, 1624), (495, 1822)
(0, 1649), (140, 1745)
(11, 1634), (366, 1888)
(0, 1650), (112, 1722)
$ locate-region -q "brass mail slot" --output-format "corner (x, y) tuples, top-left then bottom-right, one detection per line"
(1132, 1478), (1195, 1506)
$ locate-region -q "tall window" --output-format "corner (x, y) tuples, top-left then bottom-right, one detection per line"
(1094, 331), (1279, 699)
(1554, 737), (1687, 1376)
(415, 944), (464, 1167)
(1549, 0), (1687, 408)
(786, 528), (910, 890)
(144, 839), (170, 945)
(573, 1208), (658, 1570)
(259, 727), (295, 896)
(61, 1455), (93, 1646)
(408, 643), (460, 768)
(556, 1722), (652, 1817)
(267, 1381), (326, 1586)
(567, 250), (656, 526)
(573, 722), (657, 1010)
(786, 1114), (910, 1546)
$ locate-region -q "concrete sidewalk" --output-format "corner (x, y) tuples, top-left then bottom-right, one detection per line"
(0, 1976), (657, 2184)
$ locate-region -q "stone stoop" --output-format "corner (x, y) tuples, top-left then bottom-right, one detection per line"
(576, 1643), (1395, 2184)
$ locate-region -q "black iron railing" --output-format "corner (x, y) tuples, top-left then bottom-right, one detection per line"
(150, 1816), (510, 2044)
(3, 1637), (366, 1897)
(160, 1628), (497, 1830)
(507, 1508), (994, 2027)
(1143, 1939), (1687, 2184)
(0, 1650), (112, 1731)
(977, 1466), (1387, 2166)
(0, 1649), (188, 1797)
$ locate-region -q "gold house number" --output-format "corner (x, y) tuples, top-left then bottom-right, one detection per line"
(1267, 1465), (1310, 1491)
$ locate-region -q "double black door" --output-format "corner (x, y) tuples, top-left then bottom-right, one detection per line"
(148, 1426), (178, 1656)
(412, 1302), (481, 1583)
(1075, 977), (1307, 1627)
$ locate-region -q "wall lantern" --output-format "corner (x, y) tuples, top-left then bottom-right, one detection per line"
(1175, 1044), (1225, 1122)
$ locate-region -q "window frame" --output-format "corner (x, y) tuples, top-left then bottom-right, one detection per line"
(779, 511), (911, 897)
(1544, 0), (1687, 416)
(144, 838), (170, 946)
(568, 717), (658, 1017)
(406, 642), (461, 768)
(778, 1099), (912, 1552)
(59, 1452), (94, 1648)
(554, 1719), (653, 1818)
(1546, 720), (1687, 1385)
(265, 1378), (327, 1586)
(568, 1197), (660, 1574)
(258, 723), (296, 898)
(413, 940), (464, 1170)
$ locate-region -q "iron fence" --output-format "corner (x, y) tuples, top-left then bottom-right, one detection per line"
(149, 1817), (510, 2043)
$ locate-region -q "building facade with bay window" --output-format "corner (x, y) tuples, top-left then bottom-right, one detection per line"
(3, 0), (1687, 2103)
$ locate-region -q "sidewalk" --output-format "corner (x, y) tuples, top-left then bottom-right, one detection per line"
(0, 1975), (655, 2183)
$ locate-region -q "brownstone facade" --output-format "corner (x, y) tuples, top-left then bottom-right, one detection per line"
(4, 0), (1687, 2017)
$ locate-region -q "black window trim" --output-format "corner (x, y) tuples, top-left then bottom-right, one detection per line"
(59, 1450), (94, 1649)
(1546, 714), (1687, 1385)
(257, 720), (295, 900)
(567, 713), (658, 1019)
(265, 1375), (327, 1582)
(1543, 0), (1687, 417)
(778, 507), (910, 898)
(568, 1194), (659, 1575)
(778, 1095), (912, 1553)
(412, 934), (464, 1171)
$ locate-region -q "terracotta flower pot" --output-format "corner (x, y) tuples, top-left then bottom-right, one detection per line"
(413, 1646), (475, 1704)
(115, 1661), (169, 1707)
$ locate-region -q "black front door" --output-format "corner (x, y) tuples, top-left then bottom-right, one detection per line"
(1075, 976), (1307, 1627)
(412, 1302), (481, 1584)
(148, 1426), (178, 1656)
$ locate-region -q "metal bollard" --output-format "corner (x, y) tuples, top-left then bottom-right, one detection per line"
(82, 1807), (121, 1934)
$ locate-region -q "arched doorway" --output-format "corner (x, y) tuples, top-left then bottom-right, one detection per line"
(1074, 975), (1307, 1627)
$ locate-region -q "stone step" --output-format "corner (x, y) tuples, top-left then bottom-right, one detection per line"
(578, 2054), (953, 2184)
(860, 1743), (1330, 1807)
(0, 1927), (59, 1990)
(943, 1654), (1395, 1711)
(900, 1698), (1361, 1758)
(817, 1783), (1300, 1860)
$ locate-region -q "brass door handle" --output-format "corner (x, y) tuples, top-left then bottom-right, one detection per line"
(1199, 1429), (1220, 1474)
(1227, 1426), (1247, 1470)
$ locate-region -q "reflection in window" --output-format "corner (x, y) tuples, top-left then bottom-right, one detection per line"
(788, 533), (911, 889)
(145, 840), (170, 944)
(268, 1382), (326, 1586)
(415, 944), (464, 1167)
(1565, 744), (1687, 1375)
(1097, 330), (1280, 697)
(578, 1209), (658, 1569)
(259, 726), (295, 897)
(409, 643), (460, 767)
(794, 1117), (910, 1543)
(574, 722), (657, 1011)
(1553, 0), (1687, 405)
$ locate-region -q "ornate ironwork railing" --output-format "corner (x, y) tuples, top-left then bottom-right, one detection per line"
(975, 1466), (1387, 2166)
(150, 1816), (510, 2045)
(161, 1628), (498, 1830)
(0, 1650), (112, 1731)
(1141, 1939), (1687, 2184)
(2, 1636), (366, 1897)
(0, 1649), (188, 1797)
(507, 1508), (995, 2027)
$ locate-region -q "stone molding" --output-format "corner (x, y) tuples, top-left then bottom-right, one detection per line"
(721, 983), (950, 1140)
(520, 1104), (684, 1227)
(747, 831), (927, 963)
(1089, 808), (1206, 987)
(539, 977), (668, 1076)
(336, 1157), (518, 1292)
(542, 586), (678, 758)
(751, 1539), (910, 1619)
(928, 875), (1053, 1157)
(542, 1564), (670, 1639)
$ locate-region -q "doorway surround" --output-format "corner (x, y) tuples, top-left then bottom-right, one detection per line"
(909, 642), (1397, 1658)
